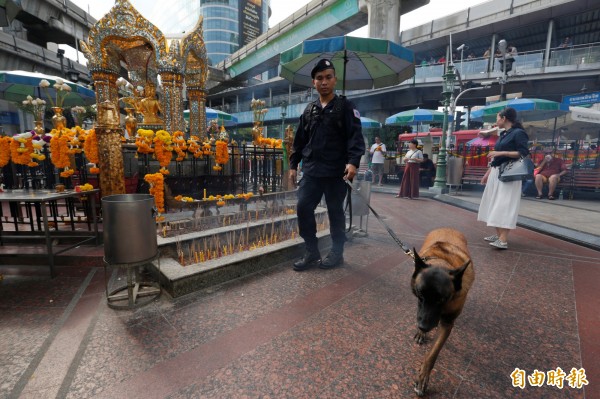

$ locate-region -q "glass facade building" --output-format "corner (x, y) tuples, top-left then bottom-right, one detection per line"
(141, 0), (270, 66)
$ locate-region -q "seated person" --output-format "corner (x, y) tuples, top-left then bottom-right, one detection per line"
(419, 153), (436, 187)
(534, 149), (568, 200)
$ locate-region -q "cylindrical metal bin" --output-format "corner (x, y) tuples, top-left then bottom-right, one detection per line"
(102, 194), (157, 264)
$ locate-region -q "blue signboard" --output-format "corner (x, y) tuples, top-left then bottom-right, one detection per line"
(0, 111), (19, 125)
(562, 92), (600, 107)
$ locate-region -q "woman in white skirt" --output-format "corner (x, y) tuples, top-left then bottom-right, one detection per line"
(477, 107), (529, 249)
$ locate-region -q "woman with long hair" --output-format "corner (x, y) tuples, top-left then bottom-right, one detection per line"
(477, 107), (529, 249)
(396, 139), (423, 199)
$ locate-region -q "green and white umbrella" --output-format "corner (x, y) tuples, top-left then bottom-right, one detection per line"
(470, 98), (569, 123)
(280, 36), (415, 94)
(385, 108), (449, 125)
(360, 117), (382, 128)
(0, 70), (96, 106)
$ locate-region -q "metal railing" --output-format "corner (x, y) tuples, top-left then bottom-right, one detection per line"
(0, 143), (286, 197)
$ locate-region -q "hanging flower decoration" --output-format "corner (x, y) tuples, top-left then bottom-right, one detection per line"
(202, 142), (212, 156)
(39, 78), (72, 108)
(31, 136), (47, 163)
(10, 132), (36, 167)
(0, 136), (11, 167)
(135, 129), (155, 155)
(213, 139), (229, 171)
(81, 128), (100, 174)
(144, 172), (165, 218)
(49, 129), (72, 176)
(172, 131), (187, 161)
(186, 135), (203, 158)
(21, 96), (47, 121)
(67, 127), (83, 155)
(154, 130), (173, 174)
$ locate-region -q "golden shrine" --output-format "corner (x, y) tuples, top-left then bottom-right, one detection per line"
(79, 0), (209, 196)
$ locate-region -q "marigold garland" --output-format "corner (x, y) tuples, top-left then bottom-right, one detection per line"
(215, 140), (229, 165)
(49, 128), (73, 178)
(81, 128), (100, 174)
(144, 172), (165, 215)
(154, 130), (173, 174)
(172, 131), (187, 162)
(0, 136), (11, 167)
(135, 129), (155, 154)
(187, 136), (202, 158)
(10, 134), (35, 166)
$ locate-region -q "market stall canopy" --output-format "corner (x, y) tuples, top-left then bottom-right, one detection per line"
(183, 108), (238, 127)
(279, 35), (415, 94)
(0, 70), (96, 106)
(470, 98), (569, 123)
(524, 106), (600, 140)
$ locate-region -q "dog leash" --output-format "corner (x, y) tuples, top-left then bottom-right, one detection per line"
(344, 180), (415, 259)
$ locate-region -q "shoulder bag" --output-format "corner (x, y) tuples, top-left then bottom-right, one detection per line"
(498, 156), (535, 182)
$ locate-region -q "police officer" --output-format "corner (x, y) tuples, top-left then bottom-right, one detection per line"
(289, 58), (365, 271)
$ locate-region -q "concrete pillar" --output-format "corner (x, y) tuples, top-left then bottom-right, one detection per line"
(364, 0), (401, 42)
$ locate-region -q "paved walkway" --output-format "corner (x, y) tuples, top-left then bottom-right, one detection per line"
(1, 186), (599, 398)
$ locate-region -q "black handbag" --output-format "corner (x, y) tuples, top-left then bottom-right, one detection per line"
(498, 156), (535, 182)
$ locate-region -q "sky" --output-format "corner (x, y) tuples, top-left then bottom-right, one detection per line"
(67, 0), (489, 60)
(72, 0), (489, 31)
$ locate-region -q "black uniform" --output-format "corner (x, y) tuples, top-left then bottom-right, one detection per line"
(290, 95), (365, 253)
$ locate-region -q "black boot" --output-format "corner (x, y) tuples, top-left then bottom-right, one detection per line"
(320, 249), (344, 269)
(293, 250), (321, 271)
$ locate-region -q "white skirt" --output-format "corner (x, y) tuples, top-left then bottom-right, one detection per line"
(477, 166), (522, 229)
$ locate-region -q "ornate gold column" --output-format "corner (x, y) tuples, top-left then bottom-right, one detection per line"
(90, 69), (126, 196)
(159, 70), (185, 133)
(187, 87), (207, 139)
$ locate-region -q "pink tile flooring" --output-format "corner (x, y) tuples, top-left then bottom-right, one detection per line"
(1, 192), (598, 398)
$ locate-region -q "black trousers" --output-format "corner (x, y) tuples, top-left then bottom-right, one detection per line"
(296, 175), (347, 253)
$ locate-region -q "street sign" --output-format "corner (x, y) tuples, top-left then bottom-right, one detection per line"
(562, 92), (600, 107)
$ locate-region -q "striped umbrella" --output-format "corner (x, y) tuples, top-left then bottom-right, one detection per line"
(280, 36), (414, 94)
(470, 98), (569, 123)
(360, 117), (382, 128)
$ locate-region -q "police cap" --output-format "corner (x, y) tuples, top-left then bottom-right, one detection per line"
(310, 59), (335, 78)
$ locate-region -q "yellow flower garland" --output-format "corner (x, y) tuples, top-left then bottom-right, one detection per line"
(0, 136), (11, 167)
(144, 172), (165, 215)
(154, 130), (173, 174)
(135, 129), (155, 154)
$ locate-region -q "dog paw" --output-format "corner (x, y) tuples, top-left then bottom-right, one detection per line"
(414, 377), (429, 397)
(414, 330), (427, 345)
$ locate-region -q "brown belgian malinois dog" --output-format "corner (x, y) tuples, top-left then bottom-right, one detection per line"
(411, 228), (474, 396)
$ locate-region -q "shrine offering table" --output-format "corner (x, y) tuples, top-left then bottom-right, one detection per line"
(0, 189), (99, 277)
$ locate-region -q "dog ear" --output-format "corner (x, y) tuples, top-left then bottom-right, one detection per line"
(413, 248), (429, 276)
(449, 259), (471, 292)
